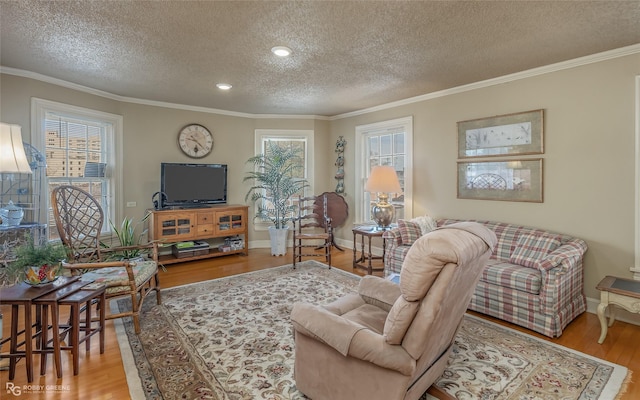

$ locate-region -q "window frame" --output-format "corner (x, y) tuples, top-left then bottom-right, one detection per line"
(252, 129), (314, 230)
(355, 116), (413, 224)
(31, 98), (123, 239)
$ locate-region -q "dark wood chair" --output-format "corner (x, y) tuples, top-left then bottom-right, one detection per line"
(51, 185), (161, 334)
(292, 194), (332, 268)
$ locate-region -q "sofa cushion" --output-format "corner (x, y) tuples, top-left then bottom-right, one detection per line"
(409, 215), (437, 235)
(78, 260), (158, 296)
(509, 232), (562, 268)
(439, 219), (514, 260)
(481, 259), (542, 295)
(397, 219), (422, 246)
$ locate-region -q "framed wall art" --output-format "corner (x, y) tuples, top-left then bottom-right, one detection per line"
(458, 109), (544, 159)
(457, 158), (543, 202)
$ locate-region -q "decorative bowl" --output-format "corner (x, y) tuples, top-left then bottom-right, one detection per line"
(24, 276), (59, 287)
(25, 265), (59, 286)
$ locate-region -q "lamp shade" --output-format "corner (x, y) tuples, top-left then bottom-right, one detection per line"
(0, 123), (32, 174)
(365, 166), (401, 194)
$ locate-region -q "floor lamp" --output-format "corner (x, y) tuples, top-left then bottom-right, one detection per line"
(365, 165), (401, 230)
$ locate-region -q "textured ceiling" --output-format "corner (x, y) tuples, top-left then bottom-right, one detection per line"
(1, 1), (639, 117)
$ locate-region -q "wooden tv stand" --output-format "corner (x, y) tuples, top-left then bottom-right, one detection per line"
(149, 204), (249, 265)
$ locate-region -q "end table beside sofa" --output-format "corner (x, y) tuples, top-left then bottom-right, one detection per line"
(383, 218), (588, 338)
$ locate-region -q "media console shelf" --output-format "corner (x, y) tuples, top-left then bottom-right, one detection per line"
(149, 204), (249, 265)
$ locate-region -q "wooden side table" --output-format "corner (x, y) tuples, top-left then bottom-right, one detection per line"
(0, 276), (79, 382)
(596, 275), (640, 344)
(58, 284), (106, 375)
(352, 226), (386, 274)
(33, 280), (93, 378)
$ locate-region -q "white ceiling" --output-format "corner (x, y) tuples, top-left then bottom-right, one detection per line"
(1, 1), (639, 117)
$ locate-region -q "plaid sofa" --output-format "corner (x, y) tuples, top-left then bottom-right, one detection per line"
(382, 218), (588, 337)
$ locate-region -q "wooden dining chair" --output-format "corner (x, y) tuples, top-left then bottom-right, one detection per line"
(291, 194), (332, 268)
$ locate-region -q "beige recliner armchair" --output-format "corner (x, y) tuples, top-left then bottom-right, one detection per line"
(291, 222), (497, 400)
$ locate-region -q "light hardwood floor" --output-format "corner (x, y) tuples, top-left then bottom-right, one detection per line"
(1, 248), (638, 399)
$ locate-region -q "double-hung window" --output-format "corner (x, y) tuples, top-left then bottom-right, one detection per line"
(355, 117), (413, 224)
(32, 98), (121, 240)
(253, 129), (314, 229)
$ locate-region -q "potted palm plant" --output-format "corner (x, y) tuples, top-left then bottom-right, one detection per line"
(244, 141), (309, 255)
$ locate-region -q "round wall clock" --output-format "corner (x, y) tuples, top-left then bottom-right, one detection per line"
(178, 124), (213, 158)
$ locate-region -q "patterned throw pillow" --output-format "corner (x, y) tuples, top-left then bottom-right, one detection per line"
(397, 219), (422, 246)
(410, 215), (437, 235)
(509, 232), (562, 268)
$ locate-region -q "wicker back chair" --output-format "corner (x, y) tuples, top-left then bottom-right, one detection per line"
(292, 194), (332, 268)
(51, 185), (161, 334)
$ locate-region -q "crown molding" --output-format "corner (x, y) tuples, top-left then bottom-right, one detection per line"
(331, 43), (640, 120)
(2, 43), (638, 120)
(0, 66), (327, 120)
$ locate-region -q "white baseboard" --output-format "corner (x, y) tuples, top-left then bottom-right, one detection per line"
(248, 240), (271, 249)
(586, 296), (640, 326)
(248, 238), (383, 255)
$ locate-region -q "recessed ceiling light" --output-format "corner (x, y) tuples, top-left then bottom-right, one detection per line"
(271, 46), (292, 57)
(216, 83), (232, 90)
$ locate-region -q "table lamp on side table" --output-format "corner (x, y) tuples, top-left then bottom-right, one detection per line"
(365, 165), (402, 230)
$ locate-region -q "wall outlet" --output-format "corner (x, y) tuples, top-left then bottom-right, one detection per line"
(126, 201), (137, 207)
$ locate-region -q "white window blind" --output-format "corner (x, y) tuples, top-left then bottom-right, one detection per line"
(32, 98), (122, 240)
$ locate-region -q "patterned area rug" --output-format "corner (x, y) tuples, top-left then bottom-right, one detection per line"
(113, 260), (628, 400)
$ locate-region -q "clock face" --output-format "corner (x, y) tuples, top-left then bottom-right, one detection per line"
(178, 124), (213, 158)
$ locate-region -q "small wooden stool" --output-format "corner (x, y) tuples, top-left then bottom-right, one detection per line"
(596, 275), (640, 344)
(58, 284), (106, 375)
(33, 280), (90, 378)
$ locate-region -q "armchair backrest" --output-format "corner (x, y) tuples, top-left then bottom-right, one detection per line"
(51, 185), (104, 263)
(383, 222), (496, 375)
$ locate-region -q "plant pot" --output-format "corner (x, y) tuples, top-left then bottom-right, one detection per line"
(268, 226), (289, 256)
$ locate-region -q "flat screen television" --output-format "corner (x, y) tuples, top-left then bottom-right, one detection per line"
(160, 162), (227, 208)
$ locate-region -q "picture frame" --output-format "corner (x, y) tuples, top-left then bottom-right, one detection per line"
(457, 109), (544, 159)
(457, 159), (543, 202)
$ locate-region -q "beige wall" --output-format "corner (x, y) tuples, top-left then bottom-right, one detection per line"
(331, 53), (639, 299)
(1, 52), (638, 300)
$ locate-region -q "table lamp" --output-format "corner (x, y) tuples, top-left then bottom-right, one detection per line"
(0, 123), (32, 226)
(0, 123), (32, 179)
(365, 165), (402, 230)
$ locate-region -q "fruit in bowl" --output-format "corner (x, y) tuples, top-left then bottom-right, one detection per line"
(25, 264), (59, 285)
(5, 238), (66, 286)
